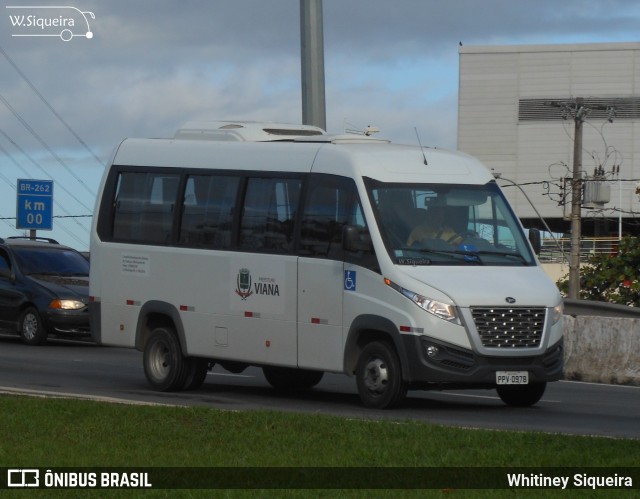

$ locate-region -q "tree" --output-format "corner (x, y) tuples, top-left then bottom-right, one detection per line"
(557, 237), (640, 306)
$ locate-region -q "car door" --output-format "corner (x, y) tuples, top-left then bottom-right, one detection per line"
(0, 248), (25, 329)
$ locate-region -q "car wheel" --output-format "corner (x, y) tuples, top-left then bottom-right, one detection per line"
(20, 307), (47, 345)
(263, 366), (324, 390)
(143, 326), (188, 391)
(356, 341), (407, 409)
(497, 382), (547, 407)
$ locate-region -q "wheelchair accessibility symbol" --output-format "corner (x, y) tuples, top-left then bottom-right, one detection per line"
(344, 270), (357, 291)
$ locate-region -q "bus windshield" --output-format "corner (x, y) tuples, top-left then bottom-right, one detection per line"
(366, 179), (536, 266)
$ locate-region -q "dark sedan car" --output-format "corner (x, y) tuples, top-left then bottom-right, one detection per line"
(0, 236), (90, 345)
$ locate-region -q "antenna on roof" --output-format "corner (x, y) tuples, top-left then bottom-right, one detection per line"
(414, 127), (428, 166)
(363, 125), (380, 136)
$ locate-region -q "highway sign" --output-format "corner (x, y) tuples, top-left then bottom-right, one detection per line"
(16, 179), (54, 230)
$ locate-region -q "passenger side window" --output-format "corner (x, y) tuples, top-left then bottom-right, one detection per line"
(300, 174), (375, 265)
(112, 171), (180, 244)
(179, 175), (239, 249)
(0, 251), (10, 276)
(239, 177), (302, 253)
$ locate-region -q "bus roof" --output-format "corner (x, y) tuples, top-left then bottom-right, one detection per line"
(111, 132), (494, 185)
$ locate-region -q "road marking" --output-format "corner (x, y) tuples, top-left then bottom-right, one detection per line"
(0, 386), (177, 407)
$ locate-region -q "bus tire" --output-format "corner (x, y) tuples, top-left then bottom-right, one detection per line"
(497, 382), (546, 407)
(182, 357), (210, 390)
(356, 341), (407, 409)
(143, 326), (188, 391)
(263, 366), (324, 390)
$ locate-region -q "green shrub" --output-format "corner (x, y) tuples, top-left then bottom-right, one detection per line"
(557, 236), (640, 305)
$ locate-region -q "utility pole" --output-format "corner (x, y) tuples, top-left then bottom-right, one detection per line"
(300, 0), (326, 130)
(568, 98), (586, 299)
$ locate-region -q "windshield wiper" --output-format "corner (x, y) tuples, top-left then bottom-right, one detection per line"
(397, 247), (484, 264)
(475, 250), (528, 264)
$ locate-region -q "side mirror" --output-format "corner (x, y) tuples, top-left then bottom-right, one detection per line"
(528, 228), (541, 255)
(0, 267), (12, 280)
(343, 225), (373, 252)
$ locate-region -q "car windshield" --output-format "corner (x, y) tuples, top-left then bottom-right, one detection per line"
(366, 179), (536, 266)
(13, 247), (90, 276)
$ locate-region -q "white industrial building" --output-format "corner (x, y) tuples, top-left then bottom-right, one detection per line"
(457, 42), (640, 237)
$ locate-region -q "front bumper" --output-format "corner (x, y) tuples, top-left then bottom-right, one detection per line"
(401, 334), (564, 389)
(43, 308), (91, 337)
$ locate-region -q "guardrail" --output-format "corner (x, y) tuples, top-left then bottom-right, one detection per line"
(563, 298), (640, 318)
(538, 237), (620, 264)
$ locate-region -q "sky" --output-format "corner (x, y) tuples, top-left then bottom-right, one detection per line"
(1, 0), (640, 250)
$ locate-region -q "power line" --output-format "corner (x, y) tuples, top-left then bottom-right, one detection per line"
(0, 131), (93, 246)
(0, 44), (105, 167)
(0, 128), (94, 214)
(0, 91), (96, 198)
(0, 215), (91, 220)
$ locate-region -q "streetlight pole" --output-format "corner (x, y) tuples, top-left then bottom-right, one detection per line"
(300, 0), (326, 131)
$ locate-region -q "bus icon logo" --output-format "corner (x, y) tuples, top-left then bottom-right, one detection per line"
(7, 469), (39, 487)
(6, 5), (95, 41)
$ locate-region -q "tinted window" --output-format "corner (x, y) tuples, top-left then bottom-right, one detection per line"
(13, 247), (89, 276)
(239, 177), (302, 252)
(0, 250), (10, 274)
(179, 175), (239, 248)
(112, 172), (180, 244)
(300, 175), (372, 262)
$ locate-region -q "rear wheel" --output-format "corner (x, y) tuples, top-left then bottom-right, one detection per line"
(356, 341), (407, 409)
(497, 382), (547, 407)
(19, 307), (47, 345)
(143, 326), (188, 391)
(263, 366), (324, 390)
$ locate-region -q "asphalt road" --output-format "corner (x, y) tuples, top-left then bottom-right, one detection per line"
(0, 334), (638, 439)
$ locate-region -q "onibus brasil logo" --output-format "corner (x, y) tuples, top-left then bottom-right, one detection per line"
(7, 5), (95, 41)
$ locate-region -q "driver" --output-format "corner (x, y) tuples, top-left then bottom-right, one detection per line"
(407, 206), (464, 246)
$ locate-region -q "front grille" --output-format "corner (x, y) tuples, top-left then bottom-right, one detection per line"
(471, 307), (545, 348)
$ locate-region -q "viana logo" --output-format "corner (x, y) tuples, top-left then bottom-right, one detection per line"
(235, 268), (253, 300)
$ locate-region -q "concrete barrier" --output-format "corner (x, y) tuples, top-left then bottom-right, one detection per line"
(563, 315), (640, 386)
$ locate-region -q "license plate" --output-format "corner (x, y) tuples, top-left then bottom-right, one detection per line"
(496, 371), (529, 385)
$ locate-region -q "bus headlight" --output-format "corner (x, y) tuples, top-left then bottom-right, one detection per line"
(552, 301), (564, 324)
(384, 278), (460, 325)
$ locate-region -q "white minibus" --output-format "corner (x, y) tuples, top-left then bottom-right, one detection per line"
(89, 121), (564, 409)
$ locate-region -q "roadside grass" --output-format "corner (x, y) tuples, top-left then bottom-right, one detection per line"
(0, 395), (637, 498)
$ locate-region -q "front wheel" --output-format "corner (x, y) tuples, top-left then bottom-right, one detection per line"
(143, 326), (188, 391)
(20, 307), (47, 345)
(497, 382), (547, 407)
(356, 341), (407, 409)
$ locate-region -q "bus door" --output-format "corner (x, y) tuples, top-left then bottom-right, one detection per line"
(297, 175), (368, 372)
